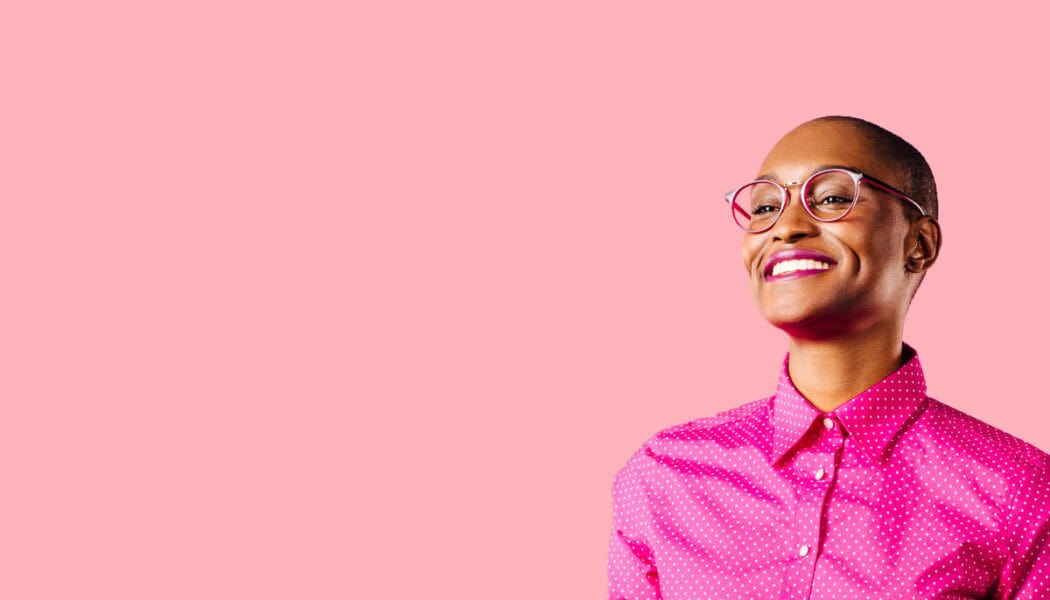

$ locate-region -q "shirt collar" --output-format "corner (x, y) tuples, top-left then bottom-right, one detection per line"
(770, 343), (929, 465)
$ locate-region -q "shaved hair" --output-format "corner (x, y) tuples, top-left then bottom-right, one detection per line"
(807, 116), (938, 219)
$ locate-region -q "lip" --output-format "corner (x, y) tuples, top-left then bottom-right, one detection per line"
(763, 248), (838, 281)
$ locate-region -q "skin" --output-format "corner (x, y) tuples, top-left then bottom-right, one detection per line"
(742, 119), (941, 412)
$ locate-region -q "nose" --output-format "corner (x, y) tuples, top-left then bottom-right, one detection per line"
(769, 184), (819, 243)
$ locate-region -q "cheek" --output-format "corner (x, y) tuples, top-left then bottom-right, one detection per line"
(742, 239), (763, 272)
(850, 226), (909, 276)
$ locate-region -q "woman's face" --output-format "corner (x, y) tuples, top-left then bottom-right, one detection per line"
(741, 121), (919, 339)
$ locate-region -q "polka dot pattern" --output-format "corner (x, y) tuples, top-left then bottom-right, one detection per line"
(608, 345), (1050, 599)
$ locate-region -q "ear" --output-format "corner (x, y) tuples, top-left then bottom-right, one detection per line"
(905, 216), (941, 273)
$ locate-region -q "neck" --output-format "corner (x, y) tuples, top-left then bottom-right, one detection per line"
(786, 327), (905, 413)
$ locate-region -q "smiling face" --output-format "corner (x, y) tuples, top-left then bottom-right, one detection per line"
(742, 119), (933, 340)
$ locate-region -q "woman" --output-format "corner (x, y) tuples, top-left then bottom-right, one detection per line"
(607, 116), (1050, 599)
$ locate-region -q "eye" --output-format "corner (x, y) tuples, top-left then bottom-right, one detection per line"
(814, 194), (852, 206)
(806, 171), (857, 213)
(752, 203), (779, 216)
(809, 192), (854, 213)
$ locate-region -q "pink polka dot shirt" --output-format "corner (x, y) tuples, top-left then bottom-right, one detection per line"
(608, 346), (1050, 598)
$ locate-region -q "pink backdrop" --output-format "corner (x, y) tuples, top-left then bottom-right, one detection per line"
(4, 1), (1049, 598)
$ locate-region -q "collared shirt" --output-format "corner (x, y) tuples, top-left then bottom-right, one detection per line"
(608, 346), (1050, 599)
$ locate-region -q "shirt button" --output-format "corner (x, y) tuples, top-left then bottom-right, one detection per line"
(823, 417), (835, 429)
(799, 545), (810, 557)
(815, 467), (825, 480)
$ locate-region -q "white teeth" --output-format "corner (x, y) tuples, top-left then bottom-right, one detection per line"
(770, 259), (832, 277)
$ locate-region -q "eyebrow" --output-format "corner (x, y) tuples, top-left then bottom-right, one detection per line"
(755, 163), (864, 183)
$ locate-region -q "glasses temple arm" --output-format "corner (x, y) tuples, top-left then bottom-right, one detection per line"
(727, 195), (752, 221)
(862, 176), (927, 216)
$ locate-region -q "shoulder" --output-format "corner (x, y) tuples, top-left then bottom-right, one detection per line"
(648, 396), (772, 448)
(916, 398), (1050, 522)
(613, 397), (772, 486)
(921, 397), (1050, 479)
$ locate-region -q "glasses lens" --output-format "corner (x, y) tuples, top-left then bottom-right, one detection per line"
(732, 182), (783, 231)
(805, 171), (857, 220)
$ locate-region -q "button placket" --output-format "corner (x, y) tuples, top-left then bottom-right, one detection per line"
(781, 416), (846, 598)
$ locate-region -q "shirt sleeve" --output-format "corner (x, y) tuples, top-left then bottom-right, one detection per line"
(997, 455), (1050, 599)
(608, 447), (661, 600)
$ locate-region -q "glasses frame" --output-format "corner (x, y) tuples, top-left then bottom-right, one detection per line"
(724, 168), (926, 233)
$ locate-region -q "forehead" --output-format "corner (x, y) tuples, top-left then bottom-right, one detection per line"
(756, 121), (902, 186)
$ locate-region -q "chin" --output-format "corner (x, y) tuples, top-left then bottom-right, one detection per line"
(761, 296), (883, 340)
(764, 307), (819, 331)
(757, 292), (824, 324)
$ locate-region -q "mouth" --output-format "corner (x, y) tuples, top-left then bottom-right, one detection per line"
(763, 249), (837, 281)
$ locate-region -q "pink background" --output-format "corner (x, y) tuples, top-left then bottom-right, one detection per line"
(4, 1), (1049, 598)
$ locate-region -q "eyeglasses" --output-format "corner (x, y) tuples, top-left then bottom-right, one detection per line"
(724, 168), (926, 233)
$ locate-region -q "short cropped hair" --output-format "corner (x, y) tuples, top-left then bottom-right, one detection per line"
(811, 116), (938, 220)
